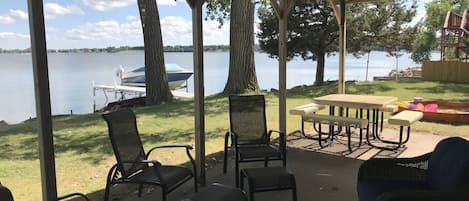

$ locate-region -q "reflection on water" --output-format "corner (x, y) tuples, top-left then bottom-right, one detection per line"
(0, 51), (432, 123)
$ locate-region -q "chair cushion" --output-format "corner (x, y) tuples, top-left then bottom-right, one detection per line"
(238, 145), (282, 161)
(130, 165), (193, 190)
(427, 137), (469, 191)
(357, 179), (427, 201)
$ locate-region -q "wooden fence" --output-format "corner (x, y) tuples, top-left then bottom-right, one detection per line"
(422, 61), (469, 82)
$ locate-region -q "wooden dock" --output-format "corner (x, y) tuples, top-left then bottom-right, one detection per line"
(93, 84), (193, 98)
(93, 83), (193, 111)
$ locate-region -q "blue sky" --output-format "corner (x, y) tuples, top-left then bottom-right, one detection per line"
(1, 0), (427, 49)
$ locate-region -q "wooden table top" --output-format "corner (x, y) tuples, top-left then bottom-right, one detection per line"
(313, 94), (398, 109)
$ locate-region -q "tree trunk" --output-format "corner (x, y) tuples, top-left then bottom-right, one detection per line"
(223, 0), (259, 94)
(314, 51), (325, 85)
(137, 0), (172, 105)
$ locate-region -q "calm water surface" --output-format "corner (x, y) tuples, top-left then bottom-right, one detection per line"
(0, 51), (429, 123)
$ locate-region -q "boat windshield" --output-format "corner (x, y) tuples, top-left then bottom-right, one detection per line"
(130, 64), (186, 73)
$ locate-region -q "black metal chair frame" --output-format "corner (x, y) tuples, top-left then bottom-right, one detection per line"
(222, 95), (287, 187)
(57, 192), (90, 201)
(103, 109), (197, 201)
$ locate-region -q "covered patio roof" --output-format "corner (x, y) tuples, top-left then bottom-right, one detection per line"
(27, 0), (384, 200)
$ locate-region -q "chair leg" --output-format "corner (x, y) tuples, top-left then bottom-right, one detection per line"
(283, 151), (287, 167)
(235, 151), (240, 187)
(292, 181), (298, 201)
(264, 156), (268, 167)
(194, 175), (198, 192)
(104, 183), (111, 201)
(162, 189), (167, 201)
(138, 184), (143, 197)
(223, 132), (230, 173)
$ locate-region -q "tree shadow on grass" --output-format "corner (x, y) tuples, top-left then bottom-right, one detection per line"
(410, 82), (469, 99)
(287, 82), (395, 99)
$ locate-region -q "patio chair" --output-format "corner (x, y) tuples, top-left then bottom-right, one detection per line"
(223, 95), (287, 187)
(102, 109), (197, 201)
(357, 137), (469, 201)
(0, 183), (13, 201)
(0, 182), (90, 201)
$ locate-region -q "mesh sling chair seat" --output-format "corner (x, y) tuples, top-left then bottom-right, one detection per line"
(223, 95), (287, 187)
(102, 109), (197, 201)
(357, 137), (469, 201)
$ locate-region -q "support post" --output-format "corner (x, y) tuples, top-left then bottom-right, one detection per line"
(338, 0), (346, 94)
(279, 10), (287, 134)
(187, 0), (206, 186)
(27, 0), (57, 200)
(270, 0), (296, 137)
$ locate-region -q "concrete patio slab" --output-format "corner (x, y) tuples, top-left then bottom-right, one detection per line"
(115, 127), (459, 201)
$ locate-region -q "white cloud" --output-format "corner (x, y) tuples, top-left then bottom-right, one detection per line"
(45, 3), (84, 19)
(82, 0), (176, 11)
(157, 0), (177, 6)
(0, 15), (15, 24)
(0, 32), (29, 39)
(82, 0), (135, 11)
(61, 16), (229, 47)
(202, 19), (230, 45)
(9, 9), (28, 20)
(160, 16), (230, 45)
(65, 20), (142, 41)
(126, 15), (137, 21)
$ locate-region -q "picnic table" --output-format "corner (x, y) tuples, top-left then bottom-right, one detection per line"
(291, 94), (399, 151)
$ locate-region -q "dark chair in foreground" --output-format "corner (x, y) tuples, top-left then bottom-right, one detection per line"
(0, 183), (13, 201)
(0, 182), (89, 201)
(357, 137), (469, 201)
(102, 109), (197, 201)
(223, 95), (286, 187)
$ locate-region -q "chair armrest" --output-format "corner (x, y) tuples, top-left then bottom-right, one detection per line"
(121, 160), (162, 167)
(146, 145), (197, 179)
(146, 144), (193, 157)
(267, 130), (286, 150)
(377, 189), (469, 201)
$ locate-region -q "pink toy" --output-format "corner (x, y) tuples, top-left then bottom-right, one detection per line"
(424, 104), (438, 112)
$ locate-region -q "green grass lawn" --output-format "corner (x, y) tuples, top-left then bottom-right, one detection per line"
(1, 81), (469, 200)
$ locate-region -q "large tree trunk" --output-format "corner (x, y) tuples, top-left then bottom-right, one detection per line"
(137, 0), (172, 105)
(314, 51), (325, 85)
(223, 0), (259, 94)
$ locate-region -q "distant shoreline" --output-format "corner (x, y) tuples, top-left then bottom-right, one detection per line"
(0, 44), (244, 54)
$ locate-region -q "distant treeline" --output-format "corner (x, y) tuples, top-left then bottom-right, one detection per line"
(0, 45), (239, 54)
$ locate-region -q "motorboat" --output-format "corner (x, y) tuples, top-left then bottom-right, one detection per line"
(118, 63), (193, 89)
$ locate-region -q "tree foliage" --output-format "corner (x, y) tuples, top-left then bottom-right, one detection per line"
(348, 0), (417, 56)
(411, 0), (469, 63)
(258, 0), (339, 85)
(257, 0), (417, 84)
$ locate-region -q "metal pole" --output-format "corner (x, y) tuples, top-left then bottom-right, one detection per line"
(27, 0), (57, 200)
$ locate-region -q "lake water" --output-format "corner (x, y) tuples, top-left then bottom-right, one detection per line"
(0, 51), (432, 124)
